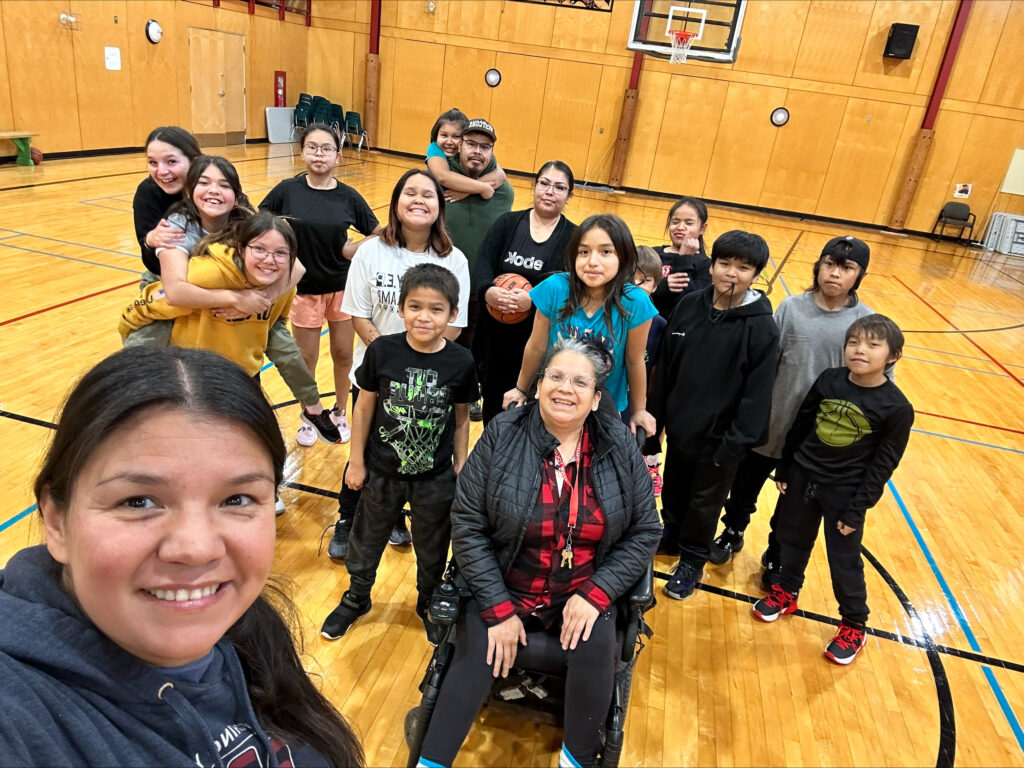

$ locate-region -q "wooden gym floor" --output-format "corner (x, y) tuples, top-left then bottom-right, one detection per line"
(1, 144), (1022, 767)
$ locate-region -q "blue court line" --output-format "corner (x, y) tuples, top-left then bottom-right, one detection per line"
(0, 228), (139, 259)
(911, 428), (1024, 456)
(0, 504), (36, 534)
(259, 327), (330, 374)
(888, 480), (1024, 752)
(767, 253), (793, 298)
(0, 242), (141, 275)
(902, 355), (1005, 377)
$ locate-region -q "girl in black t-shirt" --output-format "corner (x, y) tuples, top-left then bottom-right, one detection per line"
(651, 196), (712, 319)
(260, 124), (381, 446)
(474, 161), (577, 424)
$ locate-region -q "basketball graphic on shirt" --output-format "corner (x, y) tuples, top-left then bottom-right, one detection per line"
(488, 273), (533, 324)
(815, 399), (872, 447)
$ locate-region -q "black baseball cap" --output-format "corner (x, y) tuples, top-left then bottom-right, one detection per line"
(822, 235), (869, 272)
(464, 118), (496, 143)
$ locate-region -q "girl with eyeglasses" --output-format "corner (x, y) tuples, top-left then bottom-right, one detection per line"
(474, 160), (578, 424)
(119, 211), (341, 446)
(260, 124), (382, 446)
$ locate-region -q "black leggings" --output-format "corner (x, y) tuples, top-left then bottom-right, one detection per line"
(419, 601), (619, 768)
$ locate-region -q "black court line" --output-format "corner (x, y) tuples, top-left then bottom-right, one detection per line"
(0, 410), (57, 430)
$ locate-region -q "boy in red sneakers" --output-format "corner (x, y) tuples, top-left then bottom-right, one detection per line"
(752, 314), (914, 665)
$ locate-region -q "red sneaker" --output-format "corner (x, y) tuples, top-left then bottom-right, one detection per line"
(752, 584), (799, 622)
(647, 460), (663, 495)
(824, 621), (867, 665)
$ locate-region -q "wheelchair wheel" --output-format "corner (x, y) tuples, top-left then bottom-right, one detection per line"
(404, 708), (419, 749)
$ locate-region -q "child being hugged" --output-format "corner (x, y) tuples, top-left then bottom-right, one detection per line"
(709, 236), (876, 577)
(650, 231), (780, 601)
(651, 197), (712, 320)
(321, 264), (479, 645)
(424, 108), (506, 201)
(504, 213), (658, 436)
(752, 314), (914, 666)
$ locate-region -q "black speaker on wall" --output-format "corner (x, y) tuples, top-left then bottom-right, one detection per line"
(884, 23), (919, 59)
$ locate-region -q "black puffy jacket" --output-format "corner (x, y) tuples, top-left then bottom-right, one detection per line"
(451, 402), (662, 616)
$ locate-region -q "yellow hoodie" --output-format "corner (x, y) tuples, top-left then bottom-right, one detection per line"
(119, 244), (295, 376)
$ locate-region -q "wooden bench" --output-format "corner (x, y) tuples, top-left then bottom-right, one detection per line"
(0, 131), (38, 166)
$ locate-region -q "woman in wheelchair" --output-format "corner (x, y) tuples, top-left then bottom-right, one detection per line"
(415, 338), (661, 768)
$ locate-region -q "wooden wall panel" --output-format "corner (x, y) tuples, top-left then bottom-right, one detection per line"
(873, 105), (925, 225)
(604, 0), (638, 56)
(445, 1), (501, 41)
(351, 33), (368, 119)
(188, 28), (226, 136)
(815, 98), (909, 221)
(904, 109), (974, 232)
(534, 59), (603, 176)
(223, 32), (247, 136)
(621, 71), (670, 190)
(551, 5), (612, 54)
(703, 81), (787, 206)
(648, 75), (730, 198)
(388, 38), (444, 154)
(853, 1), (943, 93)
(943, 116), (1024, 233)
(438, 46), (495, 123)
(734, 0), (809, 78)
(2, 1), (83, 152)
(979, 2), (1024, 110)
(125, 1), (181, 145)
(792, 1), (873, 86)
(375, 34), (397, 149)
(945, 0), (1010, 104)
(281, 21), (308, 110)
(0, 13), (12, 131)
(307, 27), (357, 110)
(582, 64), (629, 184)
(393, 0), (448, 35)
(989, 192), (1024, 218)
(247, 16), (281, 140)
(497, 1), (555, 49)
(487, 53), (548, 173)
(72, 2), (135, 148)
(760, 90), (847, 212)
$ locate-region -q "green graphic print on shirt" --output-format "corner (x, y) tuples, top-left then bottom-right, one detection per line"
(815, 398), (873, 448)
(379, 367), (451, 475)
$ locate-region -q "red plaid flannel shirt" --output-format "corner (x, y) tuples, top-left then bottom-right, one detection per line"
(481, 427), (610, 627)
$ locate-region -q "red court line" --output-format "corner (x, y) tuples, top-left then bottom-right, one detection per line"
(893, 275), (1024, 389)
(0, 279), (139, 326)
(916, 410), (1024, 436)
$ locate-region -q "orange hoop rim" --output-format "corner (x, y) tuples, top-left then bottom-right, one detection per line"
(670, 30), (698, 44)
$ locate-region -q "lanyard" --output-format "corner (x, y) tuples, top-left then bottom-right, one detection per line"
(551, 430), (584, 568)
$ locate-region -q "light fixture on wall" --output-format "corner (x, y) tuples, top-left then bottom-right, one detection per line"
(145, 19), (163, 44)
(59, 12), (81, 30)
(484, 68), (502, 87)
(770, 107), (790, 127)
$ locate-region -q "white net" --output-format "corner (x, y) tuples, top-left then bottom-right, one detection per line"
(670, 31), (697, 63)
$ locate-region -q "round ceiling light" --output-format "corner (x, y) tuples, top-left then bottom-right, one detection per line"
(484, 68), (502, 88)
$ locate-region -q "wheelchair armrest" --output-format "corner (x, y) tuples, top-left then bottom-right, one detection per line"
(625, 564), (655, 612)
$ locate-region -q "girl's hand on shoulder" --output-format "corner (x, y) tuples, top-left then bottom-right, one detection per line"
(503, 387), (527, 411)
(444, 190), (469, 204)
(487, 614), (527, 678)
(630, 409), (656, 437)
(560, 595), (599, 651)
(146, 219), (185, 249)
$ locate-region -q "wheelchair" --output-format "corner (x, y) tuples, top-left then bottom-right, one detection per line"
(403, 563), (655, 768)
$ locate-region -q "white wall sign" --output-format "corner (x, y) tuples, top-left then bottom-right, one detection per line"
(104, 46), (122, 71)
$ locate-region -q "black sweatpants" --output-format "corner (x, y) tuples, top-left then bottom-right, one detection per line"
(721, 450), (778, 532)
(776, 465), (868, 625)
(419, 601), (618, 768)
(337, 386), (362, 523)
(660, 443), (738, 569)
(345, 466), (456, 610)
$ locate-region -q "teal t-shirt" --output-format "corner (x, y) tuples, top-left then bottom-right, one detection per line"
(529, 272), (657, 412)
(426, 141), (447, 159)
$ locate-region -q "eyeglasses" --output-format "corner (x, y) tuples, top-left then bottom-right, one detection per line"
(463, 139), (493, 152)
(536, 179), (570, 194)
(247, 244), (291, 263)
(542, 369), (596, 390)
(303, 143), (337, 155)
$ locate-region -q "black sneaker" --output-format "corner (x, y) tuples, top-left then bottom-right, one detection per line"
(824, 620), (867, 665)
(300, 409), (342, 444)
(662, 559), (702, 601)
(760, 548), (781, 591)
(328, 518), (352, 560)
(388, 516), (412, 547)
(752, 584), (799, 622)
(321, 591), (371, 640)
(708, 527), (744, 565)
(469, 400), (483, 422)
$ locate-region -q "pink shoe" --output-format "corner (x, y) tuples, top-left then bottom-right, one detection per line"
(646, 457), (663, 495)
(331, 406), (351, 443)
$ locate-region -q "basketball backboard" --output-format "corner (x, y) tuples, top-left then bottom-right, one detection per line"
(627, 0), (747, 63)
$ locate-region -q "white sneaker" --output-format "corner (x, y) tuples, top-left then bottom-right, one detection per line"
(275, 497), (286, 516)
(331, 408), (352, 442)
(296, 424), (317, 447)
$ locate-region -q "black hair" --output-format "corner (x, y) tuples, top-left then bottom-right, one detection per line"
(380, 169), (453, 258)
(560, 213), (639, 343)
(845, 313), (905, 361)
(226, 211), (298, 279)
(710, 230), (770, 274)
(810, 239), (866, 296)
(635, 245), (664, 288)
(33, 346), (364, 767)
(535, 160), (575, 196)
(430, 109), (469, 143)
(300, 123), (342, 152)
(666, 196), (709, 252)
(145, 126), (202, 162)
(399, 263), (460, 313)
(165, 155), (254, 240)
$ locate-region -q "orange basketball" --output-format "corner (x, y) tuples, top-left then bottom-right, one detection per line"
(487, 272), (533, 324)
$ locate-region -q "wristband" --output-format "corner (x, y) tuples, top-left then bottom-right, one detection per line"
(514, 385), (527, 396)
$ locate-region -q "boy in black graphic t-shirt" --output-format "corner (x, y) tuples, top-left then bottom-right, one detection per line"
(321, 264), (478, 645)
(752, 314), (914, 666)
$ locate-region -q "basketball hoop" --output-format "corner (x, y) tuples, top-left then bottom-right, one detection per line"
(669, 30), (697, 63)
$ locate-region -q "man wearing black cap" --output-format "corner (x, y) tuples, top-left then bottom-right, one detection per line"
(443, 118), (514, 354)
(708, 235), (877, 582)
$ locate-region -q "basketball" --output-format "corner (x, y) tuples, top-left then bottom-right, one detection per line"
(487, 273), (533, 324)
(30, 147), (43, 164)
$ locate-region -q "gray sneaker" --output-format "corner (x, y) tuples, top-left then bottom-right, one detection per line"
(328, 518), (352, 560)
